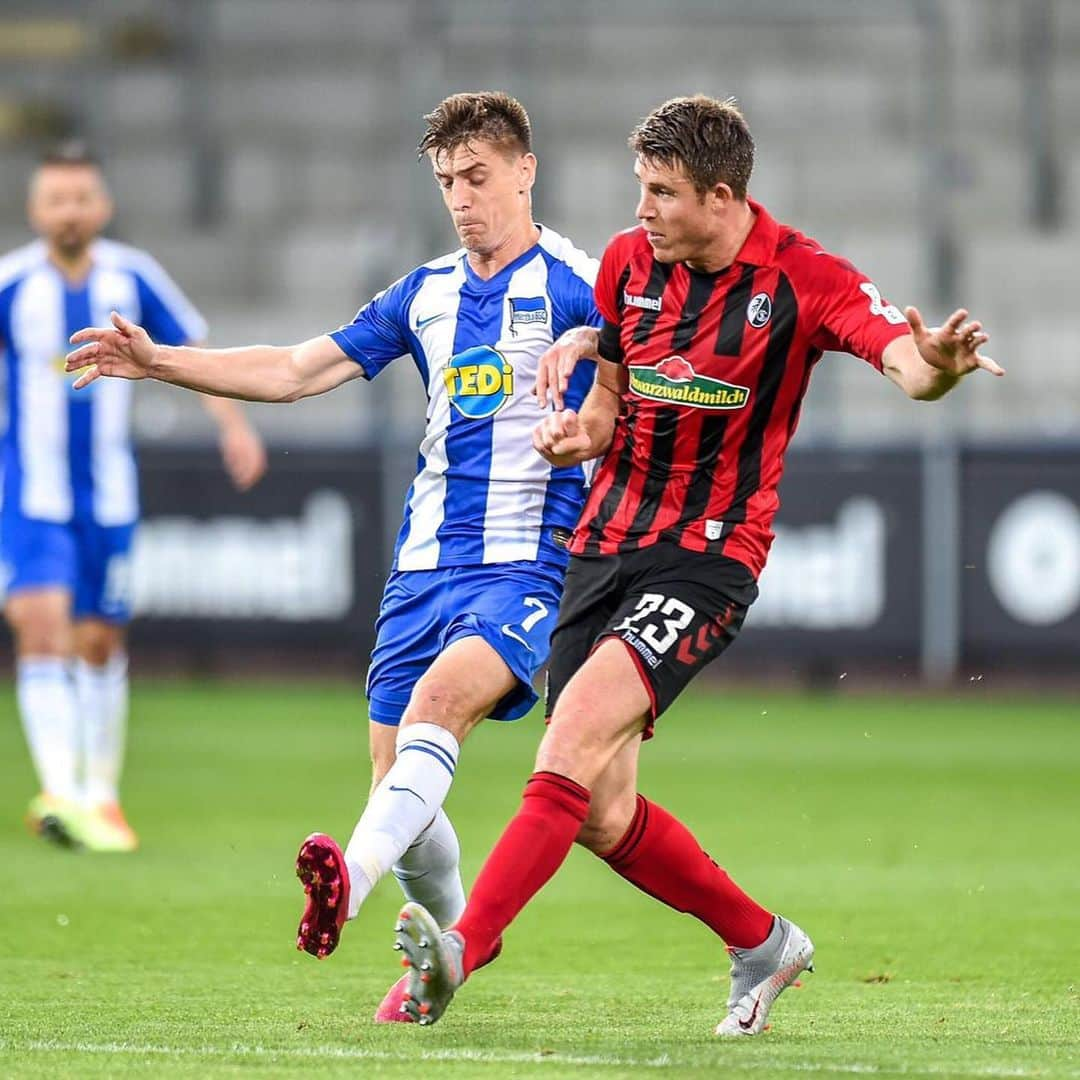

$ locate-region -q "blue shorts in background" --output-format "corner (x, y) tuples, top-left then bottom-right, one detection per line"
(367, 560), (564, 727)
(0, 508), (135, 622)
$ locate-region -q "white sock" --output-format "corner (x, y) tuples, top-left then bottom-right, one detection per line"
(16, 656), (79, 801)
(344, 721), (459, 919)
(393, 809), (466, 928)
(75, 652), (129, 807)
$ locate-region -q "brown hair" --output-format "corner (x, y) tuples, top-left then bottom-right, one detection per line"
(418, 91), (532, 160)
(629, 95), (754, 199)
(38, 138), (101, 169)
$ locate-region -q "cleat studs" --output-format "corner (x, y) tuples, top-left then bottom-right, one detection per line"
(393, 941), (403, 951)
(419, 1016), (431, 1026)
(420, 973), (431, 984)
(419, 938), (429, 948)
(301, 922), (310, 934)
(320, 932), (330, 944)
(394, 922), (403, 932)
(401, 958), (411, 968)
(296, 939), (304, 951)
(399, 1003), (409, 1013)
(327, 898), (337, 909)
(399, 911), (411, 921)
(420, 961), (431, 971)
(418, 1003), (431, 1015)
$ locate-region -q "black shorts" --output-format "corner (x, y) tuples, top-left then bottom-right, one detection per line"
(545, 543), (758, 726)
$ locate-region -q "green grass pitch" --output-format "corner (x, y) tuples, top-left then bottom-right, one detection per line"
(1, 681), (1078, 1077)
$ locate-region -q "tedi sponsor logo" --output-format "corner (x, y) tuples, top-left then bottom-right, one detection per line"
(629, 356), (750, 411)
(443, 345), (514, 419)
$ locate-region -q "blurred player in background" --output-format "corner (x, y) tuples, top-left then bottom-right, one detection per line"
(1, 143), (267, 853)
(392, 95), (1003, 1034)
(65, 93), (600, 1018)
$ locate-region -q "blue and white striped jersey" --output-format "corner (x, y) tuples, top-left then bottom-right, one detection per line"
(0, 239), (206, 527)
(331, 225), (599, 571)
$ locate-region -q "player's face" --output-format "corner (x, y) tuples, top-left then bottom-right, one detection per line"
(634, 156), (723, 268)
(431, 141), (536, 255)
(28, 164), (113, 257)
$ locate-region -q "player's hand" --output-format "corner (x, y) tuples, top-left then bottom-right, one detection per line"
(534, 326), (600, 410)
(533, 409), (592, 466)
(219, 420), (268, 491)
(905, 306), (1004, 379)
(66, 311), (159, 389)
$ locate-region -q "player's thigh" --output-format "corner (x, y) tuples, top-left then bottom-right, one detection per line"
(4, 587), (73, 656)
(422, 561), (564, 732)
(538, 637), (652, 788)
(400, 634), (519, 742)
(73, 520), (135, 625)
(601, 544), (758, 723)
(545, 553), (623, 721)
(2, 514), (76, 655)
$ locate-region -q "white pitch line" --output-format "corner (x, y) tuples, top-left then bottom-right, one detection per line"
(0, 1040), (1075, 1078)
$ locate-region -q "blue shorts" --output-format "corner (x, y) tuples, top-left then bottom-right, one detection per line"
(367, 561), (565, 727)
(0, 508), (135, 622)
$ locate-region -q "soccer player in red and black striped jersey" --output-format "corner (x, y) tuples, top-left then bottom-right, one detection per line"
(393, 95), (1003, 1034)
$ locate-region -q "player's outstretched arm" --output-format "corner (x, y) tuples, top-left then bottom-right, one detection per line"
(534, 325), (601, 410)
(533, 360), (624, 467)
(67, 311), (362, 403)
(882, 306), (1004, 401)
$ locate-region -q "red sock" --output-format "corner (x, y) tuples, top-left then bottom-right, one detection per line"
(453, 771), (590, 976)
(601, 795), (773, 949)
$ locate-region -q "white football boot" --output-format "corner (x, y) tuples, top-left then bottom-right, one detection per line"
(715, 915), (814, 1036)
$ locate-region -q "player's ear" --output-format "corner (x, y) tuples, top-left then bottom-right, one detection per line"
(710, 181), (735, 210)
(518, 152), (537, 194)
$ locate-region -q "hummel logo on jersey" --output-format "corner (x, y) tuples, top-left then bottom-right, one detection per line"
(623, 291), (662, 312)
(747, 292), (772, 328)
(415, 312), (447, 331)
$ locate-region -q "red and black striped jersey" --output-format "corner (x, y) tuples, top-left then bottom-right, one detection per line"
(569, 200), (910, 576)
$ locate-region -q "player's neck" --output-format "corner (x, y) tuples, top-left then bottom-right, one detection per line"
(466, 222), (540, 280)
(47, 244), (94, 284)
(685, 203), (756, 275)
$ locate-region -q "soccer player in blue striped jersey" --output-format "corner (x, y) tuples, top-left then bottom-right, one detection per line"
(67, 92), (601, 1017)
(1, 143), (267, 853)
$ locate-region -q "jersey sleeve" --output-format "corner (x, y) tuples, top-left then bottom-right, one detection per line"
(548, 261), (602, 338)
(328, 274), (414, 380)
(803, 250), (911, 371)
(593, 237), (627, 327)
(133, 257), (208, 346)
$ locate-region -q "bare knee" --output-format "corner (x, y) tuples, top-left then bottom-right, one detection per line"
(575, 790), (638, 855)
(75, 623), (123, 667)
(400, 673), (483, 742)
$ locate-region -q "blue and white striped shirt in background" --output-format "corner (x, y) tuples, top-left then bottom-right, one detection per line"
(0, 239), (207, 527)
